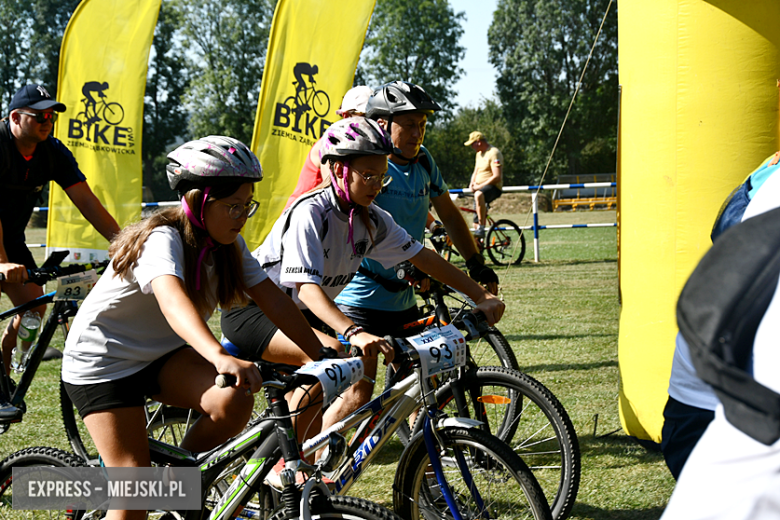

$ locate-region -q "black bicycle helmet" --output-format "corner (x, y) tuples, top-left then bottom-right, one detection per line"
(166, 136), (263, 194)
(365, 81), (442, 120)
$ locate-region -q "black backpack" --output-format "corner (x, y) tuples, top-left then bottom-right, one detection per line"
(677, 205), (780, 445)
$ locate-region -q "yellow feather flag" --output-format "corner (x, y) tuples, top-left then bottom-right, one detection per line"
(245, 0), (376, 249)
(48, 0), (161, 262)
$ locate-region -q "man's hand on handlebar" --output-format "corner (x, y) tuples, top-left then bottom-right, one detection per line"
(0, 263), (28, 284)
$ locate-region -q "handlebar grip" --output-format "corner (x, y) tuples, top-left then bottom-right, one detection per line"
(215, 374), (237, 388)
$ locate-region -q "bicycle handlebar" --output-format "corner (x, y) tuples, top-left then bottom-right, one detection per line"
(0, 260), (109, 284)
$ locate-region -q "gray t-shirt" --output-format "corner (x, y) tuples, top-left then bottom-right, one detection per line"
(62, 226), (267, 384)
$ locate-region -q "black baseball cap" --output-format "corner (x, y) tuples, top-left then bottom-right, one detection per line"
(8, 84), (66, 113)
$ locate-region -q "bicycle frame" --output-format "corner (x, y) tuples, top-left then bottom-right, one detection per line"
(0, 292), (76, 410)
(301, 359), (485, 520)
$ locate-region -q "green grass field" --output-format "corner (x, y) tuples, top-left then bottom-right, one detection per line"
(0, 210), (677, 519)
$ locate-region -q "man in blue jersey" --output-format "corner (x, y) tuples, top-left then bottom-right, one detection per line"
(0, 84), (120, 381)
(335, 81), (498, 336)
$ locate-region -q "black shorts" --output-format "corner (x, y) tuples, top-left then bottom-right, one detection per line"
(221, 302), (281, 361)
(473, 185), (502, 221)
(3, 241), (37, 270)
(336, 304), (420, 338)
(64, 347), (185, 418)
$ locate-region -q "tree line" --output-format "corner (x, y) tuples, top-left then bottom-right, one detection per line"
(1, 0), (617, 201)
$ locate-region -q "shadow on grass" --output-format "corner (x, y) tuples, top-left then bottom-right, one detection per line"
(570, 503), (666, 520)
(578, 433), (665, 466)
(514, 359), (618, 373)
(503, 333), (615, 342)
(516, 258), (617, 267)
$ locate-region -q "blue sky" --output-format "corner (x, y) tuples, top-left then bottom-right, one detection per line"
(450, 0), (498, 109)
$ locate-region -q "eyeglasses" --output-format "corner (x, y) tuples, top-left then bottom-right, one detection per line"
(355, 170), (393, 188)
(213, 199), (260, 219)
(16, 111), (57, 124)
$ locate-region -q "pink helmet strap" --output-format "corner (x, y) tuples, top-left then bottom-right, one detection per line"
(332, 161), (358, 256)
(181, 186), (217, 290)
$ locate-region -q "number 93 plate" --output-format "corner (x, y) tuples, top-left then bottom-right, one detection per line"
(54, 270), (99, 301)
(296, 357), (364, 407)
(407, 323), (466, 377)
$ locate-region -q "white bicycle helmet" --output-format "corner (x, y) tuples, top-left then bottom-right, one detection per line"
(336, 86), (373, 117)
(166, 136), (263, 194)
(319, 117), (399, 163)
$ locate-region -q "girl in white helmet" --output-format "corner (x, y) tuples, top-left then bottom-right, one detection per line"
(62, 136), (325, 520)
(222, 117), (505, 453)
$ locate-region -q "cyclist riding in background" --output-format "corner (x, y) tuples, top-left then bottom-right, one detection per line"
(81, 81), (109, 124)
(292, 62), (319, 112)
(334, 81), (500, 338)
(284, 85), (373, 210)
(220, 117), (505, 454)
(465, 130), (504, 237)
(61, 136), (325, 520)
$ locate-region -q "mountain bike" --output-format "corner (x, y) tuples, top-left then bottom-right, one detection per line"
(0, 356), (404, 520)
(431, 198), (526, 266)
(0, 252), (108, 436)
(296, 310), (552, 520)
(384, 279), (580, 520)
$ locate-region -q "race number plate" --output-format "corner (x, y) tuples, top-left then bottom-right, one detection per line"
(53, 270), (99, 301)
(406, 323), (467, 377)
(296, 358), (364, 407)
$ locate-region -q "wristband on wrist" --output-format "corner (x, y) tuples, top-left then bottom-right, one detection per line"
(466, 253), (486, 270)
(343, 325), (364, 341)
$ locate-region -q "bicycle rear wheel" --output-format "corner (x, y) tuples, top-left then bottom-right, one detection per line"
(394, 427), (551, 520)
(0, 447), (86, 520)
(421, 366), (580, 520)
(486, 219), (526, 265)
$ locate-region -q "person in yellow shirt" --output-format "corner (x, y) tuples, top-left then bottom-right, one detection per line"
(465, 131), (503, 237)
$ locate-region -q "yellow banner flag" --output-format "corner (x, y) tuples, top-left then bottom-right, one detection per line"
(48, 0), (161, 262)
(245, 0), (376, 249)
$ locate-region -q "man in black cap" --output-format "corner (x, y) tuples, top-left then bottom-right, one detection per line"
(0, 84), (120, 379)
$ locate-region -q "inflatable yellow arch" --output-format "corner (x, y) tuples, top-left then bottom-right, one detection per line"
(617, 0), (780, 442)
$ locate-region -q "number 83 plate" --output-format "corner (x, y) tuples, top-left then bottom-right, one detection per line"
(54, 270), (99, 301)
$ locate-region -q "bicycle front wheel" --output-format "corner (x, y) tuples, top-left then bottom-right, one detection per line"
(394, 427), (551, 520)
(269, 494), (403, 520)
(425, 366), (580, 520)
(0, 447), (87, 520)
(486, 219), (526, 265)
(101, 102), (124, 125)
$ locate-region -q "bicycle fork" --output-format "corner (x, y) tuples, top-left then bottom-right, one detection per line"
(420, 379), (491, 520)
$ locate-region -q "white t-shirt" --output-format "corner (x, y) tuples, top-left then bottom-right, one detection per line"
(255, 186), (424, 309)
(62, 226), (267, 384)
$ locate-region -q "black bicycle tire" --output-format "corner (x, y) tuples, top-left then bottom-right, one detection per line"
(420, 366), (580, 520)
(394, 426), (552, 520)
(486, 219), (526, 266)
(102, 102), (124, 125)
(269, 493), (403, 520)
(311, 90), (331, 118)
(0, 446), (87, 519)
(60, 380), (92, 463)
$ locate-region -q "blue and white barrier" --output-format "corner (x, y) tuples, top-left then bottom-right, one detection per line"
(450, 182), (617, 262)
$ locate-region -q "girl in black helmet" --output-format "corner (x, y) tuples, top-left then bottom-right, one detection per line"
(62, 137), (325, 520)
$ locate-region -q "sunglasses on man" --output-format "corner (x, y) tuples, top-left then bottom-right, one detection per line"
(16, 111), (58, 124)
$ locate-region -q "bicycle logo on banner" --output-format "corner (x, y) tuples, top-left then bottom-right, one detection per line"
(271, 62), (333, 146)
